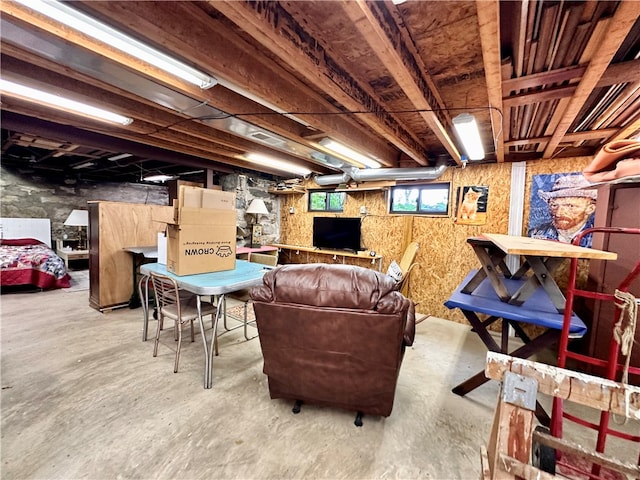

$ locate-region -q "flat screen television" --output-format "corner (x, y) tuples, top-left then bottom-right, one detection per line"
(313, 217), (362, 252)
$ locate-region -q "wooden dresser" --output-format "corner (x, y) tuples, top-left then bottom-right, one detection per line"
(88, 201), (173, 311)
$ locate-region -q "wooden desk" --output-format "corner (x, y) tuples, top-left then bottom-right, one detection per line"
(124, 246), (158, 309)
(272, 243), (383, 271)
(463, 233), (617, 312)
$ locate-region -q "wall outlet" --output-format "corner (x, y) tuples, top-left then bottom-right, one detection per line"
(359, 206), (367, 215)
(289, 206), (295, 214)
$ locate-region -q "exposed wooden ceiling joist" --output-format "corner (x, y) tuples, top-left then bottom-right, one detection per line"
(0, 1), (638, 183)
(543, 3), (640, 158)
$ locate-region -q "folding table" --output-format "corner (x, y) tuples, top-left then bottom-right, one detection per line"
(139, 261), (270, 388)
(445, 270), (588, 425)
(446, 234), (616, 425)
(463, 234), (616, 313)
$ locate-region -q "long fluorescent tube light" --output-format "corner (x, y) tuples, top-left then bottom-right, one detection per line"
(143, 174), (176, 182)
(319, 138), (382, 169)
(108, 153), (133, 161)
(0, 79), (134, 126)
(245, 153), (312, 177)
(72, 161), (95, 169)
(452, 113), (485, 161)
(15, 0), (217, 89)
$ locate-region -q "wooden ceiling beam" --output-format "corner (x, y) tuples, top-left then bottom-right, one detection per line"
(505, 128), (618, 147)
(503, 84), (577, 107)
(476, 0), (505, 162)
(343, 0), (461, 165)
(598, 59), (640, 87)
(543, 3), (640, 158)
(502, 58), (640, 95)
(503, 65), (586, 93)
(208, 0), (428, 165)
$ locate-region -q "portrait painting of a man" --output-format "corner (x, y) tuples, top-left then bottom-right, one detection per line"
(528, 173), (597, 247)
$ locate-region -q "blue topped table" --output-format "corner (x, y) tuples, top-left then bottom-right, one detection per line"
(445, 269), (589, 426)
(140, 261), (271, 388)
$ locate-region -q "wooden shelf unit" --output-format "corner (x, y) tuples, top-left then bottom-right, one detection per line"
(268, 186), (306, 195)
(272, 243), (383, 271)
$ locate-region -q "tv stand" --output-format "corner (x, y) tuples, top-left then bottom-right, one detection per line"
(272, 243), (383, 271)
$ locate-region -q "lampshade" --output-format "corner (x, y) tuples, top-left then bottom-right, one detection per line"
(246, 199), (269, 215)
(63, 209), (89, 227)
(452, 113), (485, 161)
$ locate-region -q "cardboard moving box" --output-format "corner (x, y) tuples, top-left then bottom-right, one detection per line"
(162, 187), (237, 276)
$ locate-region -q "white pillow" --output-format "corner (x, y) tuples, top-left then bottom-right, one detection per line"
(386, 260), (403, 282)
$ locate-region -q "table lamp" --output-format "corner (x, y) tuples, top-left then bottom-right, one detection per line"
(246, 199), (269, 248)
(63, 209), (89, 250)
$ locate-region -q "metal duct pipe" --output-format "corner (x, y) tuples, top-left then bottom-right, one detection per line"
(313, 164), (448, 186)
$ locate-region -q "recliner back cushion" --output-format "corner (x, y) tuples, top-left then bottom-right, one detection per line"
(251, 263), (402, 311)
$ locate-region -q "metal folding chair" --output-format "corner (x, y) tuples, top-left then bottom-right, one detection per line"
(149, 271), (216, 373)
(223, 252), (278, 340)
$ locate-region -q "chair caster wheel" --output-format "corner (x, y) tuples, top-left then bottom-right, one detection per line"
(292, 400), (302, 414)
(354, 411), (363, 427)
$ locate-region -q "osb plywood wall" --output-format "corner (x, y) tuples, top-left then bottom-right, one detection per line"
(277, 156), (593, 324)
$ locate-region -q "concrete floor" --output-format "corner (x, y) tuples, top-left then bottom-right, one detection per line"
(1, 283), (637, 479)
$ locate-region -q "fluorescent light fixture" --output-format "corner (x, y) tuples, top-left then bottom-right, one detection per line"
(108, 153), (133, 161)
(72, 161), (95, 169)
(244, 153), (312, 177)
(15, 0), (217, 89)
(452, 113), (485, 161)
(392, 0), (408, 4)
(318, 138), (382, 169)
(0, 79), (134, 126)
(143, 174), (175, 182)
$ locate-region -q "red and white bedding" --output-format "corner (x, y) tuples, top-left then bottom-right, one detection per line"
(0, 238), (71, 289)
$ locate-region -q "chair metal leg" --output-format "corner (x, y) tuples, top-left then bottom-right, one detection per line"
(222, 295), (231, 331)
(139, 275), (149, 342)
(243, 301), (258, 341)
(174, 320), (183, 373)
(153, 313), (162, 358)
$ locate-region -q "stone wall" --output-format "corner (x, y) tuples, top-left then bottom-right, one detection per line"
(221, 173), (280, 247)
(0, 165), (280, 246)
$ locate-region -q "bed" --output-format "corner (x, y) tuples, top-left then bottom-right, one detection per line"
(0, 218), (71, 289)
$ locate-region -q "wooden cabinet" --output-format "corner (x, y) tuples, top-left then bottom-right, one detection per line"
(88, 201), (173, 311)
(583, 183), (640, 383)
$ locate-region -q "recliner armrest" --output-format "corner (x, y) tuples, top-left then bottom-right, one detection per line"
(404, 300), (416, 346)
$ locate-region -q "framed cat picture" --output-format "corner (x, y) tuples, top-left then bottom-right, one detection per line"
(455, 185), (489, 225)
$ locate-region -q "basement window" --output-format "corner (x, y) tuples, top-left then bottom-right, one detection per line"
(309, 190), (345, 212)
(389, 183), (451, 216)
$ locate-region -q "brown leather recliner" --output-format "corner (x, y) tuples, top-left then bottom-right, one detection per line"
(250, 263), (415, 425)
